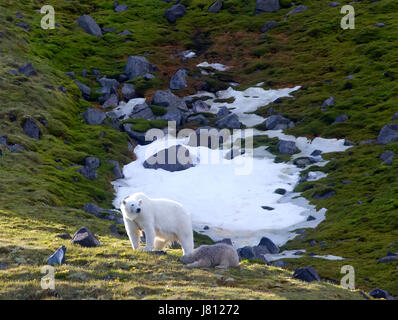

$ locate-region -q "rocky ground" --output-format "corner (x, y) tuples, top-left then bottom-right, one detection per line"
(0, 0), (397, 299)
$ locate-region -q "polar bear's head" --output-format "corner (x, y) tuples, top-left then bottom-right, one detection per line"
(121, 196), (143, 220)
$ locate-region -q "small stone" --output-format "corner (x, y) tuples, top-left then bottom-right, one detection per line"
(47, 246), (66, 266)
(71, 227), (100, 247)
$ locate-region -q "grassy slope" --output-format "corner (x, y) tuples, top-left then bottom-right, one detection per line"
(0, 0), (396, 298)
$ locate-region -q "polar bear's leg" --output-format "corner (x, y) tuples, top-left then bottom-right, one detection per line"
(123, 217), (140, 250)
(186, 258), (211, 268)
(154, 238), (169, 251)
(180, 230), (194, 256)
(143, 227), (155, 251)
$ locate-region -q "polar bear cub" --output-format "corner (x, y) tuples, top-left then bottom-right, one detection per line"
(120, 192), (194, 255)
(179, 243), (239, 269)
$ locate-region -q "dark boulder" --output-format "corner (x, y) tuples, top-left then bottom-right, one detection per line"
(77, 166), (98, 180)
(278, 140), (296, 155)
(330, 2), (340, 7)
(82, 108), (106, 125)
(18, 63), (37, 76)
(187, 114), (210, 125)
(274, 188), (286, 195)
(255, 0), (280, 15)
(77, 15), (103, 37)
(215, 113), (242, 129)
(216, 238), (233, 246)
(125, 56), (157, 80)
(258, 237), (279, 254)
(208, 1), (223, 13)
(121, 83), (136, 101)
(162, 110), (183, 126)
(216, 106), (231, 118)
(286, 5), (308, 18)
(143, 145), (194, 172)
(392, 112), (398, 120)
(264, 115), (294, 130)
(312, 190), (335, 200)
(378, 255), (398, 263)
(56, 233), (72, 240)
(260, 21), (278, 33)
(377, 124), (398, 145)
(192, 100), (210, 113)
(322, 96), (335, 107)
(123, 124), (154, 145)
(271, 260), (287, 268)
(75, 81), (91, 100)
(97, 77), (120, 95)
(102, 94), (119, 108)
(152, 89), (188, 111)
(47, 246), (66, 266)
(114, 4), (128, 12)
(368, 289), (394, 300)
(22, 118), (41, 139)
(85, 157), (100, 169)
(165, 4), (187, 23)
(293, 267), (321, 282)
(237, 246), (255, 260)
(170, 68), (188, 90)
(106, 160), (124, 179)
(380, 150), (395, 166)
(334, 114), (349, 123)
(71, 227), (100, 247)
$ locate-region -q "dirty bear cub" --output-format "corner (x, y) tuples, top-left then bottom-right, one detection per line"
(179, 243), (239, 268)
(120, 192), (194, 255)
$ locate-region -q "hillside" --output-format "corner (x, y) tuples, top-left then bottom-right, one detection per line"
(0, 0), (397, 299)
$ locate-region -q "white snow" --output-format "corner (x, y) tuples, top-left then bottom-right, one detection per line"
(197, 62), (230, 71)
(264, 250), (345, 262)
(190, 86), (301, 127)
(112, 84), (351, 248)
(106, 98), (146, 120)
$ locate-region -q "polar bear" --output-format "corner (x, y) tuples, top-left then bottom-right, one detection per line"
(179, 243), (239, 269)
(120, 192), (194, 255)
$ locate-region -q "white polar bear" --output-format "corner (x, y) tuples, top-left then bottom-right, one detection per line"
(120, 192), (194, 255)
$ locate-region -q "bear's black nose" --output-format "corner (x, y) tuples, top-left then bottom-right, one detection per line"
(136, 208), (141, 213)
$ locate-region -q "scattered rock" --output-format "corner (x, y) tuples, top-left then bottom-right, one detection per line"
(380, 150), (395, 166)
(264, 115), (294, 130)
(286, 5), (308, 18)
(215, 113), (242, 129)
(187, 127), (229, 148)
(125, 56), (157, 80)
(312, 190), (335, 200)
(261, 206), (274, 211)
(322, 96), (335, 107)
(143, 145), (194, 172)
(255, 0), (280, 15)
(109, 224), (121, 236)
(334, 114), (349, 123)
(293, 267), (321, 282)
(165, 4), (187, 23)
(85, 157), (100, 169)
(77, 15), (102, 37)
(377, 124), (398, 145)
(344, 140), (355, 146)
(71, 227), (100, 247)
(0, 262), (7, 270)
(56, 233), (72, 240)
(271, 260), (287, 268)
(47, 246), (66, 266)
(224, 148), (244, 160)
(375, 23), (385, 28)
(278, 140), (296, 155)
(216, 106), (231, 118)
(114, 4), (129, 12)
(118, 30), (132, 36)
(75, 81), (91, 100)
(121, 83), (136, 101)
(237, 246), (255, 260)
(170, 68), (188, 90)
(82, 108), (106, 125)
(311, 149), (322, 156)
(368, 288), (394, 300)
(192, 100), (210, 113)
(22, 118), (41, 139)
(77, 166), (98, 180)
(103, 94), (119, 108)
(15, 22), (30, 31)
(123, 124), (153, 145)
(208, 1), (223, 13)
(65, 71), (75, 79)
(258, 237), (279, 254)
(260, 21), (278, 33)
(274, 188), (286, 195)
(330, 2), (340, 7)
(379, 255), (398, 263)
(187, 114), (210, 125)
(307, 215), (316, 221)
(106, 160), (124, 179)
(152, 89), (188, 111)
(18, 63), (37, 76)
(392, 112), (398, 120)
